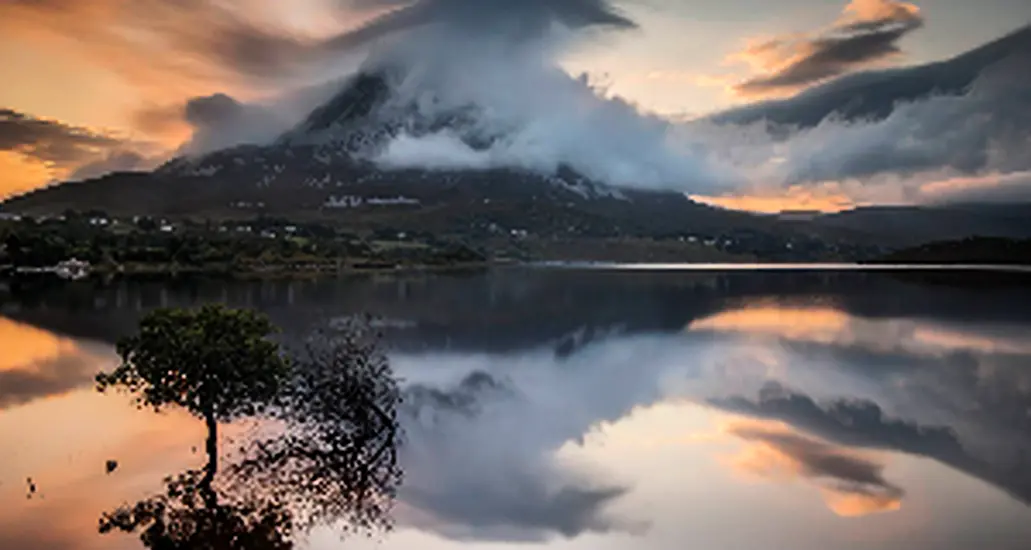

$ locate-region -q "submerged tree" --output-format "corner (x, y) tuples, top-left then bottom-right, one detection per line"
(96, 308), (403, 548)
(97, 305), (289, 500)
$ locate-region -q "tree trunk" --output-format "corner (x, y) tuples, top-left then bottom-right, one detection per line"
(200, 412), (218, 509)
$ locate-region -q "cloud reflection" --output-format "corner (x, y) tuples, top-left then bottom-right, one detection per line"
(0, 317), (115, 410)
(725, 419), (904, 517)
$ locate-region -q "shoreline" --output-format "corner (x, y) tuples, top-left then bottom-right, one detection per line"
(6, 260), (1031, 283)
(528, 261), (1031, 273)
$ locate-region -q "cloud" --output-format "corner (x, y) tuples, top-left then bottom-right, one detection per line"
(289, 0), (734, 192)
(730, 0), (924, 96)
(0, 109), (125, 167)
(0, 0), (321, 91)
(0, 108), (161, 184)
(689, 41), (1031, 206)
(0, 318), (115, 410)
(395, 366), (639, 541)
(726, 420), (905, 517)
(0, 352), (105, 410)
(333, 0), (635, 49)
(710, 382), (1031, 506)
(918, 170), (1031, 204)
(180, 93), (291, 154)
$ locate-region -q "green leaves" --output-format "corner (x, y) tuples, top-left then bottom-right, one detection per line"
(97, 305), (289, 422)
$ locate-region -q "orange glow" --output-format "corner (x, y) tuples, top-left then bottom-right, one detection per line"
(0, 389), (209, 550)
(722, 0), (922, 99)
(723, 419), (903, 518)
(841, 0), (921, 24)
(822, 489), (903, 517)
(691, 192), (854, 214)
(0, 152), (56, 200)
(689, 305), (850, 342)
(0, 317), (81, 372)
(912, 327), (1031, 355)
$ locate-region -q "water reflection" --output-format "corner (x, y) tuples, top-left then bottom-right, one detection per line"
(0, 318), (115, 409)
(2, 269), (1031, 549)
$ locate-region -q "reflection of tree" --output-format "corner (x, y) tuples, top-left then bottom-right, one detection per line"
(99, 470), (292, 550)
(233, 324), (403, 533)
(96, 309), (402, 548)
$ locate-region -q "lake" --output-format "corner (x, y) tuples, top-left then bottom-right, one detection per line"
(2, 267), (1031, 549)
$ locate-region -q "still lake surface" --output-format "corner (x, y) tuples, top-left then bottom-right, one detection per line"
(2, 267), (1031, 549)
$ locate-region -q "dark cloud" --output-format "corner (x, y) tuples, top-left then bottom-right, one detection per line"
(735, 0), (924, 95)
(0, 108), (159, 181)
(179, 93), (289, 154)
(332, 0), (635, 49)
(0, 109), (123, 167)
(0, 350), (106, 410)
(727, 421), (905, 512)
(1, 0), (634, 90)
(703, 27), (1031, 201)
(710, 382), (1031, 506)
(713, 382), (966, 459)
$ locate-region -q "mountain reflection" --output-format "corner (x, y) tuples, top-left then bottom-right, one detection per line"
(3, 269), (1031, 549)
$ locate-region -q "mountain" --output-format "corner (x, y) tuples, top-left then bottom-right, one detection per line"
(5, 53), (1031, 254)
(711, 25), (1031, 128)
(0, 71), (793, 243)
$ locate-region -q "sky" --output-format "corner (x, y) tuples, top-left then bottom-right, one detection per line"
(0, 0), (1029, 210)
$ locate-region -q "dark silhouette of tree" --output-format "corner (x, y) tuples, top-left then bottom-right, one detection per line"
(99, 470), (293, 550)
(96, 310), (403, 548)
(232, 322), (404, 533)
(96, 305), (290, 502)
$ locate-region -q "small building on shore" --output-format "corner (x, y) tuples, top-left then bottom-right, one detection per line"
(54, 258), (91, 280)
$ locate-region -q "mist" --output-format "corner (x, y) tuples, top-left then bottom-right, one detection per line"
(169, 0), (1030, 205)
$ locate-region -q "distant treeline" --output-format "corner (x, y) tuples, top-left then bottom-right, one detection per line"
(0, 212), (486, 273)
(875, 237), (1031, 265)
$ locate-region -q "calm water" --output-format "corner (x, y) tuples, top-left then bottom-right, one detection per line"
(2, 268), (1031, 549)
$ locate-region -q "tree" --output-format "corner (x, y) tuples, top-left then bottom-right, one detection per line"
(96, 310), (403, 547)
(96, 305), (290, 499)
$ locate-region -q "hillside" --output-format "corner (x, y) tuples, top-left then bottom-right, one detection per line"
(874, 237), (1031, 265)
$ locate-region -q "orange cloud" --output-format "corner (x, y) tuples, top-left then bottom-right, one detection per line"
(0, 317), (117, 410)
(724, 419), (904, 517)
(721, 0), (924, 98)
(821, 487), (903, 517)
(841, 0), (921, 24)
(0, 317), (80, 372)
(689, 305), (851, 342)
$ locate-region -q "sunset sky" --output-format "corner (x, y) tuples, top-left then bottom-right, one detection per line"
(0, 0), (1028, 210)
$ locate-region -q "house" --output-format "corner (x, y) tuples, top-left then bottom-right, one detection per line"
(54, 258), (90, 280)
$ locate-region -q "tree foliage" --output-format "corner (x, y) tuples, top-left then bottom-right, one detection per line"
(97, 305), (289, 422)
